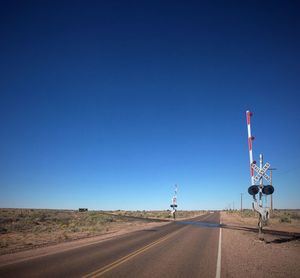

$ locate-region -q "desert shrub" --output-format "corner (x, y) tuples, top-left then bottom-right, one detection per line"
(0, 227), (8, 234)
(290, 211), (300, 220)
(63, 232), (69, 239)
(0, 239), (8, 248)
(56, 217), (71, 226)
(0, 218), (12, 225)
(70, 226), (80, 233)
(241, 210), (256, 218)
(279, 216), (291, 223)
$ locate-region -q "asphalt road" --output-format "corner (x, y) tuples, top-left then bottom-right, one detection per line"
(0, 212), (221, 278)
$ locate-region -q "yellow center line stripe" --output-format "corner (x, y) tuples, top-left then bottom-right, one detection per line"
(82, 226), (188, 278)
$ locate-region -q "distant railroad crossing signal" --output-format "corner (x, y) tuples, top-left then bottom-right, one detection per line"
(252, 162), (271, 183)
(170, 196), (178, 209)
(170, 185), (178, 220)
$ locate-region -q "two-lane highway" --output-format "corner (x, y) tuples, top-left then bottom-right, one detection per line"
(0, 212), (221, 278)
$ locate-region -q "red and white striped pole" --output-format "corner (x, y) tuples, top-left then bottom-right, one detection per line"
(246, 110), (255, 185)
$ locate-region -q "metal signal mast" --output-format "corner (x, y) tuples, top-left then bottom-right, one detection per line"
(246, 111), (275, 240)
(170, 184), (178, 220)
(246, 110), (255, 186)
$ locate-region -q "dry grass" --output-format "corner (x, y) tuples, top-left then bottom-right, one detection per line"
(223, 209), (300, 229)
(225, 209), (300, 222)
(271, 209), (300, 223)
(0, 209), (147, 255)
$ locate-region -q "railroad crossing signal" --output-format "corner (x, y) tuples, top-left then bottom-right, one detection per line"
(170, 196), (177, 208)
(170, 185), (178, 220)
(252, 162), (271, 183)
(246, 111), (276, 240)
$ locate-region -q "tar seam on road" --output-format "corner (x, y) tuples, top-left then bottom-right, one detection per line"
(215, 222), (222, 278)
(82, 226), (187, 278)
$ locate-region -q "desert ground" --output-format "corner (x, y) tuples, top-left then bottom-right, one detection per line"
(221, 210), (300, 278)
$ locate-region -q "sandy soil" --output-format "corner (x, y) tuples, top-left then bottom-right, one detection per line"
(221, 212), (300, 278)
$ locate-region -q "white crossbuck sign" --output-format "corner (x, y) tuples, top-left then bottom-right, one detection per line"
(251, 162), (271, 183)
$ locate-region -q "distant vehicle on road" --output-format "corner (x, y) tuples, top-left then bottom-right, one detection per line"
(79, 208), (88, 212)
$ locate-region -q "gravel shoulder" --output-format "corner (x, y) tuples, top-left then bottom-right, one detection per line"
(221, 211), (300, 278)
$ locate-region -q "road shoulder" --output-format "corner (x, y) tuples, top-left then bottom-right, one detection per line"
(221, 211), (300, 278)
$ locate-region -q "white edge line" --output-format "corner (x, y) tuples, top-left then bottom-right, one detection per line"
(216, 221), (222, 278)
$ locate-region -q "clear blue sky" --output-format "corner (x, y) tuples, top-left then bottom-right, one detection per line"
(1, 1), (299, 210)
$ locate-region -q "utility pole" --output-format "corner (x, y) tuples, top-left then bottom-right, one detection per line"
(258, 154), (264, 239)
(240, 193), (243, 212)
(269, 168), (277, 213)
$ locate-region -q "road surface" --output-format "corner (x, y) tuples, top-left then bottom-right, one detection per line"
(0, 212), (221, 278)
